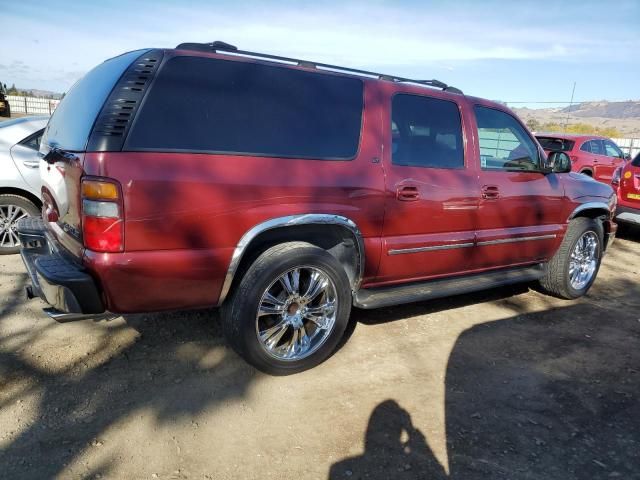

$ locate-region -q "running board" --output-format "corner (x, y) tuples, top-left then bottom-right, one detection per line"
(353, 264), (545, 309)
(43, 308), (114, 323)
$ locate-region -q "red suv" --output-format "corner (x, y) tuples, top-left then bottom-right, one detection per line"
(536, 134), (628, 184)
(17, 42), (617, 374)
(613, 153), (640, 226)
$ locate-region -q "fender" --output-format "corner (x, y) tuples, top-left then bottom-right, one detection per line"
(217, 214), (365, 306)
(567, 201), (611, 221)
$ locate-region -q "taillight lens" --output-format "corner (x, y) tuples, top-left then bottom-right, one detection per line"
(81, 178), (123, 252)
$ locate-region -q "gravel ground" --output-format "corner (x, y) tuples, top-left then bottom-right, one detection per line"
(0, 227), (639, 479)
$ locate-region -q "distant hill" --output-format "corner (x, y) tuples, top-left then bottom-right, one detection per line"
(561, 101), (640, 119)
(513, 100), (640, 137)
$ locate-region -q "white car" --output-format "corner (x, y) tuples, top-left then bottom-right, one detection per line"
(0, 116), (49, 254)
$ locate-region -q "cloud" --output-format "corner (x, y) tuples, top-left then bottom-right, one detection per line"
(0, 0), (637, 92)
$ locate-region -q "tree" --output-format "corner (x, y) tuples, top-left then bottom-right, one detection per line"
(525, 118), (540, 132)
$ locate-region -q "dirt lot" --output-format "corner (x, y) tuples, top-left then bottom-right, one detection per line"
(1, 227), (639, 480)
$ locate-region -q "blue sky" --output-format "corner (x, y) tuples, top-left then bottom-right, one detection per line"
(2, 0), (638, 108)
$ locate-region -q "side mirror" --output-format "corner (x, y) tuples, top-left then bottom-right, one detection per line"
(544, 151), (572, 174)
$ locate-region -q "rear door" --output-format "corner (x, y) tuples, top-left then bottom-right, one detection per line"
(376, 90), (480, 285)
(582, 139), (611, 181)
(473, 105), (565, 268)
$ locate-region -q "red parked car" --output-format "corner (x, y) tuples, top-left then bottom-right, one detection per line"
(613, 153), (640, 226)
(17, 42), (617, 374)
(535, 134), (629, 184)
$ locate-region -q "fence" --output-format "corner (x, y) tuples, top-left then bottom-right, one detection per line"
(5, 95), (60, 115)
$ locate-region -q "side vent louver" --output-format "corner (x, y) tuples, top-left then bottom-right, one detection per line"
(87, 49), (164, 151)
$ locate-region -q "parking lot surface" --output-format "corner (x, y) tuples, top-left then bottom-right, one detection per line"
(1, 228), (639, 479)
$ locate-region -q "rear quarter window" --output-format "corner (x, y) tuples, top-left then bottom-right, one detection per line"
(125, 56), (364, 160)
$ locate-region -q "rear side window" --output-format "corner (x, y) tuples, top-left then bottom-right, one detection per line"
(475, 106), (540, 172)
(581, 140), (604, 155)
(536, 136), (575, 152)
(126, 56), (364, 159)
(19, 129), (44, 150)
(42, 50), (147, 152)
(391, 94), (464, 168)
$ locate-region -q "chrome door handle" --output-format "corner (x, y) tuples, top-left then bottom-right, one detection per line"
(396, 186), (419, 201)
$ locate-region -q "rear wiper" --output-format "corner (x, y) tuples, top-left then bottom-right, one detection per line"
(41, 147), (78, 165)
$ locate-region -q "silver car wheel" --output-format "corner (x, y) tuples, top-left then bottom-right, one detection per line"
(256, 266), (338, 362)
(568, 231), (599, 290)
(0, 204), (30, 248)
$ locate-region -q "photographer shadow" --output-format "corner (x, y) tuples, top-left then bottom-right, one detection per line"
(329, 399), (447, 480)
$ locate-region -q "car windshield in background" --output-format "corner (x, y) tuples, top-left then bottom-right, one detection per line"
(536, 136), (575, 152)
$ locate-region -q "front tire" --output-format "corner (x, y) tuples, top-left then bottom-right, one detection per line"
(0, 194), (40, 255)
(539, 217), (603, 299)
(220, 242), (352, 375)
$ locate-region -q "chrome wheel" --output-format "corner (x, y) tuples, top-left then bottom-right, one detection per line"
(0, 205), (30, 249)
(256, 266), (338, 361)
(569, 231), (599, 290)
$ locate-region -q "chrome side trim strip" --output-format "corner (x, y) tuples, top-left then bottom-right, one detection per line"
(217, 214), (365, 306)
(477, 234), (557, 246)
(388, 242), (474, 255)
(567, 201), (610, 221)
(388, 234), (557, 256)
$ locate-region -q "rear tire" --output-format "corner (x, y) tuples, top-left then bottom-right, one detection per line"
(220, 241), (352, 375)
(0, 194), (40, 255)
(539, 217), (603, 299)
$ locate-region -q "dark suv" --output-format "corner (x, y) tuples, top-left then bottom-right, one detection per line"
(18, 42), (617, 374)
(0, 82), (10, 117)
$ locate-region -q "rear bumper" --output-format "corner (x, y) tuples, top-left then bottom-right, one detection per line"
(16, 217), (105, 315)
(616, 205), (640, 226)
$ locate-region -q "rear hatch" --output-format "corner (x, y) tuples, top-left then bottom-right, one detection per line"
(39, 49), (152, 257)
(619, 154), (640, 207)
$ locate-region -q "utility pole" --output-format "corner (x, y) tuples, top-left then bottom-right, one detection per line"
(564, 82), (576, 132)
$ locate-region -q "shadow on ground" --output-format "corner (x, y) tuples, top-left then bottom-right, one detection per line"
(330, 277), (640, 479)
(0, 307), (255, 479)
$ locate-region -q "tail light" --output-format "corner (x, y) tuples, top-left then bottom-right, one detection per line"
(570, 155), (578, 163)
(611, 167), (622, 188)
(81, 178), (123, 252)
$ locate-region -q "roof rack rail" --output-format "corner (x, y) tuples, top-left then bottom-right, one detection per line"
(174, 41), (463, 94)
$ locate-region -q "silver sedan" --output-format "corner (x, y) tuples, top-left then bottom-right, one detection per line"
(0, 116), (49, 254)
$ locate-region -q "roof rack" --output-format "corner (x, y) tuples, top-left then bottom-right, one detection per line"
(174, 41), (463, 95)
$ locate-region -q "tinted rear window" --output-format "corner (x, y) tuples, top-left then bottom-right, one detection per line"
(536, 136), (575, 152)
(42, 50), (147, 152)
(391, 94), (464, 168)
(125, 56), (364, 159)
(632, 153), (640, 167)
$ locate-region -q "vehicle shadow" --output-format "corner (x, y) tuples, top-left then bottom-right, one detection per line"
(330, 277), (640, 480)
(0, 307), (257, 479)
(615, 223), (640, 243)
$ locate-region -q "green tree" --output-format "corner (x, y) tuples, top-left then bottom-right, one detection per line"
(525, 118), (540, 132)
